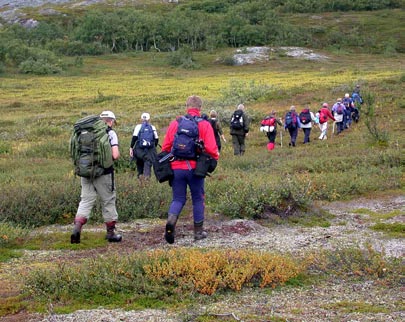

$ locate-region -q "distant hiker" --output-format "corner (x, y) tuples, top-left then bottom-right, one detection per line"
(318, 103), (335, 140)
(230, 103), (250, 155)
(342, 93), (355, 129)
(332, 98), (346, 134)
(260, 110), (283, 150)
(208, 110), (226, 152)
(284, 105), (301, 147)
(70, 111), (122, 244)
(130, 112), (159, 180)
(161, 95), (219, 244)
(299, 105), (317, 144)
(352, 84), (363, 106)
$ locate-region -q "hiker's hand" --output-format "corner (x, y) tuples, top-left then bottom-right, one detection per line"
(129, 148), (133, 158)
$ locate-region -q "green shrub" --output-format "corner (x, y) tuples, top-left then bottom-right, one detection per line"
(370, 222), (405, 238)
(19, 58), (62, 75)
(312, 244), (399, 280)
(46, 39), (107, 56)
(0, 140), (11, 154)
(0, 222), (29, 247)
(167, 46), (200, 69)
(362, 92), (390, 145)
(219, 79), (276, 106)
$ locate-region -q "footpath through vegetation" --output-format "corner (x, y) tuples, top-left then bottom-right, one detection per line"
(0, 192), (403, 321)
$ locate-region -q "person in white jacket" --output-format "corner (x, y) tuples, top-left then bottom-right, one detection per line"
(299, 106), (317, 144)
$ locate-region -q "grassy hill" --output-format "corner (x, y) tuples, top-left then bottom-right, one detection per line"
(0, 44), (403, 227)
(0, 2), (404, 319)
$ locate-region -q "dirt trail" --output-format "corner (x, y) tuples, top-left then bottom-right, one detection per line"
(0, 193), (404, 321)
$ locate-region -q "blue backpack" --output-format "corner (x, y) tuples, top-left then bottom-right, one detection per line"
(138, 123), (155, 149)
(171, 115), (202, 159)
(352, 92), (363, 105)
(285, 111), (297, 129)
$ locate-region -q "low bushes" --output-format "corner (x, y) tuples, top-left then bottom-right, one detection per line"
(24, 248), (303, 305)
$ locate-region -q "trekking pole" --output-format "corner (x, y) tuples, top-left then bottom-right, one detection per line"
(280, 129), (283, 147)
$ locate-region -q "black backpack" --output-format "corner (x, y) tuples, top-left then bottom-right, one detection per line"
(299, 109), (311, 125)
(230, 110), (244, 130)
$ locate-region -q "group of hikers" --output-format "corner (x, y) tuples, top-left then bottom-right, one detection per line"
(259, 86), (362, 150)
(70, 95), (219, 245)
(69, 86), (363, 245)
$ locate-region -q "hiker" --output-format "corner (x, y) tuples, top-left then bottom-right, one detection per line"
(208, 110), (226, 152)
(299, 105), (317, 144)
(352, 84), (363, 106)
(284, 105), (301, 147)
(332, 98), (346, 134)
(260, 110), (283, 150)
(71, 111), (122, 244)
(129, 112), (159, 180)
(161, 95), (219, 244)
(229, 104), (250, 155)
(318, 103), (335, 140)
(342, 93), (355, 129)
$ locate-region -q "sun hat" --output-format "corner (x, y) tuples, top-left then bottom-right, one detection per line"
(141, 112), (150, 121)
(100, 111), (116, 120)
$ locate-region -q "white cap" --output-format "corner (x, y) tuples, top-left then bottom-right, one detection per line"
(141, 112), (150, 121)
(100, 111), (116, 120)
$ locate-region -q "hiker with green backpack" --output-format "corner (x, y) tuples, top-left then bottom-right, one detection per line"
(70, 111), (122, 244)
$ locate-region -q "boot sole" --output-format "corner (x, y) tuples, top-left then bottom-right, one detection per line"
(165, 223), (175, 244)
(70, 232), (80, 244)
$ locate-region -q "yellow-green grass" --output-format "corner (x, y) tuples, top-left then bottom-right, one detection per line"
(0, 50), (403, 227)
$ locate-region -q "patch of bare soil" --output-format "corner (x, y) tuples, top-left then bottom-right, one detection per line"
(0, 193), (404, 322)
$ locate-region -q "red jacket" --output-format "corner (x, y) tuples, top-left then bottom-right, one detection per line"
(162, 108), (219, 170)
(319, 107), (335, 123)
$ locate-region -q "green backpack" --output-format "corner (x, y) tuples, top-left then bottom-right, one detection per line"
(70, 115), (113, 178)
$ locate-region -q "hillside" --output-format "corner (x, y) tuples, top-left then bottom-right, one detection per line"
(0, 1), (404, 321)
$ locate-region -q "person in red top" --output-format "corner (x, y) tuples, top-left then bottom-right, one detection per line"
(317, 102), (335, 140)
(162, 95), (219, 244)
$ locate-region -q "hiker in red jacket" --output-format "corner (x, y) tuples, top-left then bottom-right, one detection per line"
(317, 103), (335, 140)
(161, 95), (219, 244)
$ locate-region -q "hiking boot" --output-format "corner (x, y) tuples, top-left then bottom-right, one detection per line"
(194, 222), (208, 241)
(164, 214), (178, 244)
(105, 221), (122, 242)
(70, 217), (87, 244)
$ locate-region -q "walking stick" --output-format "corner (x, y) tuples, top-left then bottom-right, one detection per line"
(280, 129), (283, 147)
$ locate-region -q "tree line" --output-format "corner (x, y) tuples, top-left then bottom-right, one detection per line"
(0, 0), (402, 74)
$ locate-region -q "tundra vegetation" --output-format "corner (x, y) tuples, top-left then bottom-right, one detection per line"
(0, 0), (404, 319)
